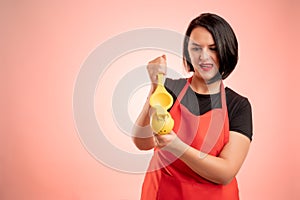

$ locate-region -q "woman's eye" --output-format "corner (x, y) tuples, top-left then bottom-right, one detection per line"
(191, 47), (201, 51)
(210, 47), (217, 51)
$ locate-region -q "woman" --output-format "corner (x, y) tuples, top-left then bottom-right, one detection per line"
(132, 13), (253, 200)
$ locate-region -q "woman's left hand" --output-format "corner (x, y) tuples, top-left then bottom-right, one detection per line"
(154, 131), (189, 157)
(154, 131), (177, 148)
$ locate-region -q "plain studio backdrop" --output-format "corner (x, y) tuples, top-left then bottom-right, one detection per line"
(1, 0), (299, 199)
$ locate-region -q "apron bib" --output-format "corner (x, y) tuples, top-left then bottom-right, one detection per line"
(141, 79), (239, 200)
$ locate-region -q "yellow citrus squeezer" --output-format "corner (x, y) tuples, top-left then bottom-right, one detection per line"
(149, 74), (174, 134)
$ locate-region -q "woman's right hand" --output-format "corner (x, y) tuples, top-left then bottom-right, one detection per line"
(147, 55), (167, 89)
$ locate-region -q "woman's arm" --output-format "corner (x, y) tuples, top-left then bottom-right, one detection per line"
(132, 55), (167, 150)
(156, 131), (250, 185)
(131, 89), (156, 150)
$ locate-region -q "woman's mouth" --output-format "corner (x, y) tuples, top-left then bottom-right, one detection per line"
(199, 63), (213, 71)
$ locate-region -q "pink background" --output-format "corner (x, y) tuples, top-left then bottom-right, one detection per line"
(1, 0), (300, 199)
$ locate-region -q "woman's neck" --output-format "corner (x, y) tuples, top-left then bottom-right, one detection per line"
(190, 76), (221, 94)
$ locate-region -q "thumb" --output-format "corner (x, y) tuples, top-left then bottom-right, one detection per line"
(160, 54), (167, 65)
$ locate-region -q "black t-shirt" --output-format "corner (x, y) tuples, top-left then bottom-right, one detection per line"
(165, 78), (253, 141)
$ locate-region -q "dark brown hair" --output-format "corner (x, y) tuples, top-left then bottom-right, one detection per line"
(183, 13), (238, 81)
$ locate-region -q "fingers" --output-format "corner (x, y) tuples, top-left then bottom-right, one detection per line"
(148, 54), (167, 66)
(154, 134), (167, 149)
(153, 131), (175, 148)
(154, 136), (162, 148)
(153, 133), (163, 148)
(154, 132), (188, 157)
(147, 55), (167, 85)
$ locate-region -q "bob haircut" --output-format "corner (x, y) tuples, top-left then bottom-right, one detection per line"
(183, 13), (238, 81)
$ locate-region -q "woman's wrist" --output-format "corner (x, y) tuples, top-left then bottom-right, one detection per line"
(131, 124), (154, 138)
(149, 84), (156, 94)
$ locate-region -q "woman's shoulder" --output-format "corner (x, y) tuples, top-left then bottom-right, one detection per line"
(225, 87), (251, 108)
(165, 77), (187, 87)
(165, 77), (187, 97)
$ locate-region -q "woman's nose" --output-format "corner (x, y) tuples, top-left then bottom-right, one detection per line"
(199, 49), (209, 61)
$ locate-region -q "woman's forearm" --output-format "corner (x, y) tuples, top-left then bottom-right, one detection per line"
(132, 88), (156, 150)
(163, 132), (250, 185)
(179, 146), (234, 184)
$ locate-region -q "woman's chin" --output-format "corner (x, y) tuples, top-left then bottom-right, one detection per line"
(193, 70), (219, 83)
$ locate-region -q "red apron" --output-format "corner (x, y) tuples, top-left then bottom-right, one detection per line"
(141, 78), (239, 200)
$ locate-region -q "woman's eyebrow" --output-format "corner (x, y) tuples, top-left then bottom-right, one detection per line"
(191, 42), (201, 46)
(190, 42), (216, 47)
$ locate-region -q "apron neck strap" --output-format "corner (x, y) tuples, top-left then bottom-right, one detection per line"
(177, 77), (227, 111)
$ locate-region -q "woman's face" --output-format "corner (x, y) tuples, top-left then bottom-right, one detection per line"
(188, 27), (220, 81)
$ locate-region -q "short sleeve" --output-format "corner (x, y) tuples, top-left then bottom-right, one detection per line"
(229, 98), (253, 141)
